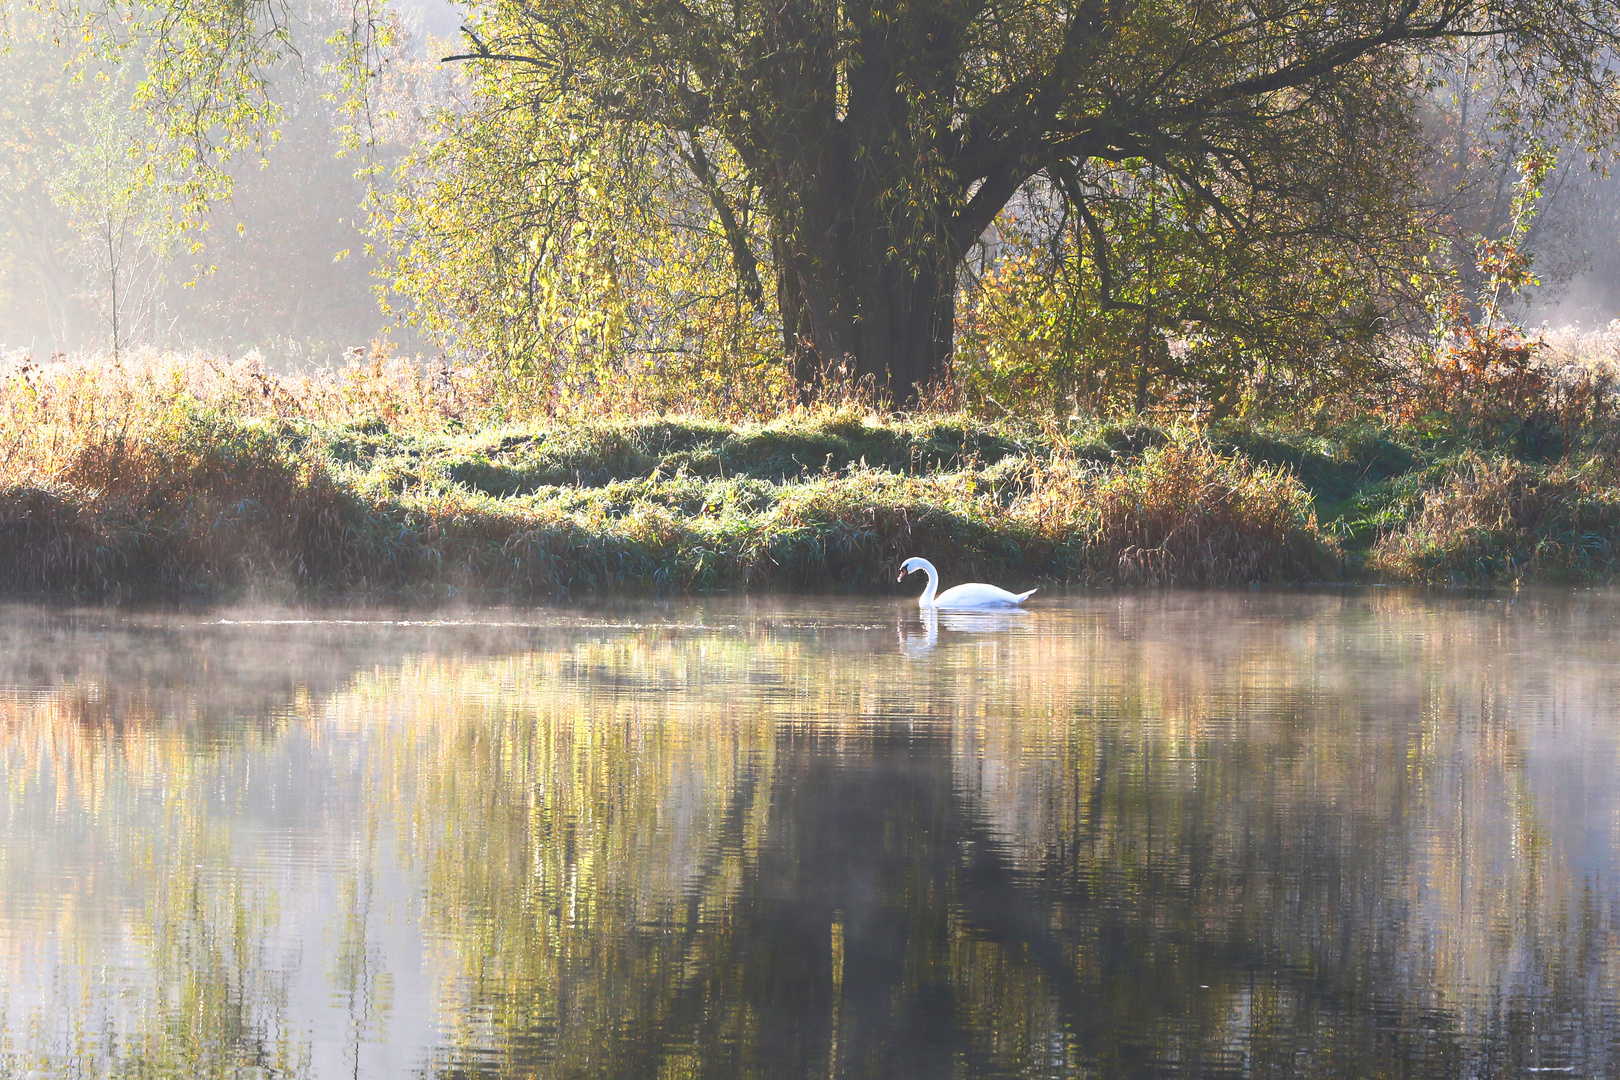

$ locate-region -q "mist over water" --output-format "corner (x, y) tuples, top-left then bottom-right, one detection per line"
(1, 590), (1618, 1078)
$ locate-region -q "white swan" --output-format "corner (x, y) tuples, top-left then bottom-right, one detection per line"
(896, 557), (1036, 610)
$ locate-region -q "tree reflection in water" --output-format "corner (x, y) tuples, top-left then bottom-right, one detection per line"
(0, 593), (1617, 1078)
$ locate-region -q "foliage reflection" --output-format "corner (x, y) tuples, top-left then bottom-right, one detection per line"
(0, 594), (1616, 1078)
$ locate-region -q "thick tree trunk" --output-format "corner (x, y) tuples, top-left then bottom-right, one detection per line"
(783, 220), (956, 410)
(846, 258), (954, 410)
(748, 0), (962, 411)
(775, 236), (819, 403)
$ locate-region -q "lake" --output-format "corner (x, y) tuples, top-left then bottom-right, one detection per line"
(1, 590), (1618, 1079)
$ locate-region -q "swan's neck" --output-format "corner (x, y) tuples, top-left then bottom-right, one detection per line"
(916, 559), (939, 607)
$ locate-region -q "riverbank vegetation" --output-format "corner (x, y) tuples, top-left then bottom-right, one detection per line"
(3, 324), (1619, 601)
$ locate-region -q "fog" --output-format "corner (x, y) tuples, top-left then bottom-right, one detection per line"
(1528, 168), (1620, 326)
(0, 0), (464, 368)
(2, 2), (1618, 368)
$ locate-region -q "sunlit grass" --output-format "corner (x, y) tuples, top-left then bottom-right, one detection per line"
(0, 349), (1347, 600)
(5, 333), (1620, 598)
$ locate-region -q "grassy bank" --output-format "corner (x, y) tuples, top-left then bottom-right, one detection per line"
(2, 350), (1619, 602)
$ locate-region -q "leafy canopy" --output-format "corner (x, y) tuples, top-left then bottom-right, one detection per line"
(13, 0), (1620, 409)
(413, 0), (1620, 405)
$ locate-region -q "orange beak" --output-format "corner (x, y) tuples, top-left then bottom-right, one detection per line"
(896, 568), (908, 582)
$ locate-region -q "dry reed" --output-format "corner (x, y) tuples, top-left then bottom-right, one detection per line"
(1369, 454), (1620, 582)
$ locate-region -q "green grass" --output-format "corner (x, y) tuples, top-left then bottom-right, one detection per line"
(1211, 415), (1620, 583)
(0, 405), (1346, 602)
(5, 346), (1620, 601)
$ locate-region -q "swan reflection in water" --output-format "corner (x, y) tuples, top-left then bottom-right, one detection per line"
(898, 605), (1032, 656)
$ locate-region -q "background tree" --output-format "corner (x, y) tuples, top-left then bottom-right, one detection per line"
(0, 18), (92, 349)
(51, 77), (189, 357)
(1420, 41), (1585, 317)
(425, 0), (1620, 406)
(9, 0), (1620, 400)
(0, 0), (437, 361)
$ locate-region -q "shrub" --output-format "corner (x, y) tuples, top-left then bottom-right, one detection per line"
(1039, 441), (1340, 585)
(1370, 454), (1620, 582)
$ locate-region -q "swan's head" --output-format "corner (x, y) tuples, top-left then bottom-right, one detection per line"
(897, 557), (925, 582)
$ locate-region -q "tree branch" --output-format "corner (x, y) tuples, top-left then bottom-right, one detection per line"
(678, 131), (766, 311)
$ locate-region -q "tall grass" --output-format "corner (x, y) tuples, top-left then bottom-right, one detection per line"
(0, 349), (1339, 601)
(11, 323), (1620, 600)
(1368, 454), (1620, 582)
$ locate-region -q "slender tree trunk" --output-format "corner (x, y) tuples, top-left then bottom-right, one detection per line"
(106, 219), (121, 361)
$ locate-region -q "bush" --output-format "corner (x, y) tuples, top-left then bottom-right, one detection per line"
(1370, 454), (1620, 582)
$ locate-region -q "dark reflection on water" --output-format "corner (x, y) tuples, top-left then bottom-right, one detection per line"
(3, 591), (1620, 1078)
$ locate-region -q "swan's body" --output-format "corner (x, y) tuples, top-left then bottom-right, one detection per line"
(897, 557), (1036, 610)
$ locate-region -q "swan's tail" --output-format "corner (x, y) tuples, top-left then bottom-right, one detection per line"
(1013, 588), (1037, 604)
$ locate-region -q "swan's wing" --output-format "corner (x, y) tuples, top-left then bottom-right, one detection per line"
(935, 582), (1032, 608)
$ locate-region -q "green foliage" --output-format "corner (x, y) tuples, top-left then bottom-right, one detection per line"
(377, 55), (785, 409)
(956, 158), (1413, 417)
(47, 0), (294, 198)
(0, 0), (296, 246)
(0, 1), (409, 357)
(389, 0), (1620, 404)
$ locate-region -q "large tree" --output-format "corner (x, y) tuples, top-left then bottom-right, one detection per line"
(432, 0), (1620, 405)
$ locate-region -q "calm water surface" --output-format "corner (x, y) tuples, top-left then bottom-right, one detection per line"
(2, 590), (1619, 1078)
